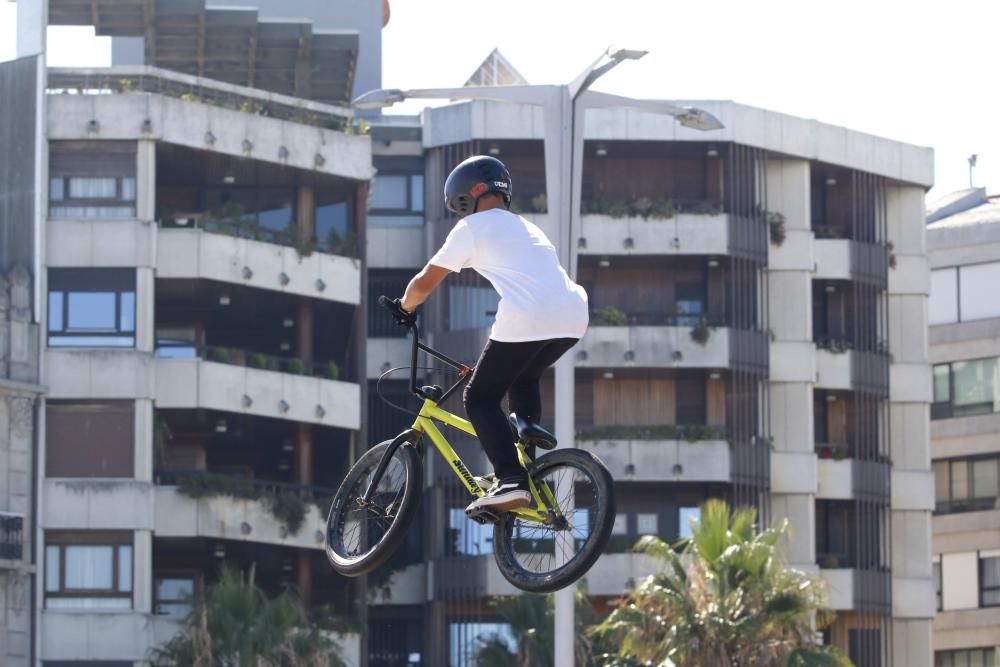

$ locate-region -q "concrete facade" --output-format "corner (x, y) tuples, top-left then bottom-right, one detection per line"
(926, 190), (1000, 662)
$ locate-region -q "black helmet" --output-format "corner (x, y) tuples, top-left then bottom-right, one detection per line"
(444, 155), (512, 215)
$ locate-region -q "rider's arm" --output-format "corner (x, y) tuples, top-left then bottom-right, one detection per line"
(402, 220), (475, 312)
(400, 263), (450, 312)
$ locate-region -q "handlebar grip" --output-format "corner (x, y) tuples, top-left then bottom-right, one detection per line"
(378, 295), (416, 327)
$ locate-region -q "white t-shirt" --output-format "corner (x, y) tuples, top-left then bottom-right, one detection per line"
(428, 209), (589, 342)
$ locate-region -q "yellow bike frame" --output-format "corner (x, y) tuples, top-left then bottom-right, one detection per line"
(410, 398), (563, 526)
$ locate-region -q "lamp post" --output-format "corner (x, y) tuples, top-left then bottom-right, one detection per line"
(354, 51), (723, 667)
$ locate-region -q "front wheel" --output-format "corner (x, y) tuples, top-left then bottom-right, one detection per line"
(325, 438), (422, 577)
(492, 448), (615, 594)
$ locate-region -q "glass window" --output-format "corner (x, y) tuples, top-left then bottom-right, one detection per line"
(936, 649), (997, 667)
(960, 262), (1000, 322)
(121, 177), (136, 202)
(67, 292), (117, 330)
(448, 508), (493, 555)
(981, 556), (1000, 606)
(934, 364), (951, 403)
(64, 545), (114, 589)
(933, 461), (950, 503)
(45, 534), (133, 609)
(155, 577), (195, 617)
(370, 175), (409, 210)
(448, 285), (500, 331)
(48, 269), (136, 348)
(972, 459), (999, 498)
(69, 177), (117, 199)
(929, 268), (959, 325)
(612, 513), (627, 535)
(951, 461), (969, 500)
(410, 175), (425, 212)
(637, 513), (658, 535)
(679, 507), (700, 539)
(50, 178), (65, 201)
(952, 358), (1000, 415)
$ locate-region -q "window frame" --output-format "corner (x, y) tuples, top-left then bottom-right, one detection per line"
(933, 455), (1000, 514)
(47, 268), (137, 348)
(49, 175), (138, 219)
(154, 571), (200, 617)
(931, 357), (1000, 420)
(980, 555), (1000, 608)
(369, 172), (424, 216)
(44, 531), (134, 608)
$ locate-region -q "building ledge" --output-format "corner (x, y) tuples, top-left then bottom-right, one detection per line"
(577, 324), (729, 368)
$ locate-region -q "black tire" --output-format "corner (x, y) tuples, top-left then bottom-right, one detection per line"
(492, 448), (615, 594)
(325, 438), (422, 577)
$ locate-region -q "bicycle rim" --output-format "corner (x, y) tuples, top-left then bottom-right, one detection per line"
(501, 460), (601, 577)
(333, 451), (409, 559)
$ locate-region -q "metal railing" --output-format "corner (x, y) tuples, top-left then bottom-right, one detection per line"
(588, 309), (727, 328)
(157, 470), (336, 499)
(0, 512), (24, 561)
(155, 342), (343, 381)
(159, 216), (359, 258)
(47, 66), (353, 132)
(935, 497), (999, 515)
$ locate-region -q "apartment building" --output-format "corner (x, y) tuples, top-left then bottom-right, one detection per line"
(6, 0), (383, 664)
(360, 72), (937, 665)
(927, 187), (1000, 666)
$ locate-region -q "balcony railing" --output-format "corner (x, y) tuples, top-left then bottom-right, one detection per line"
(159, 217), (358, 258)
(589, 308), (726, 328)
(935, 497), (999, 515)
(581, 198), (724, 219)
(0, 512), (24, 561)
(155, 341), (343, 381)
(46, 66), (353, 132)
(576, 424), (727, 442)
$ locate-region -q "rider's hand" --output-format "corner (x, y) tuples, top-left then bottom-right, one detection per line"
(392, 298), (417, 327)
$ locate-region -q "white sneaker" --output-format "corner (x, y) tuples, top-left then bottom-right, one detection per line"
(466, 478), (531, 513)
(473, 473), (497, 492)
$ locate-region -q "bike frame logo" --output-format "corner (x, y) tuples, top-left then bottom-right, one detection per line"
(452, 458), (478, 490)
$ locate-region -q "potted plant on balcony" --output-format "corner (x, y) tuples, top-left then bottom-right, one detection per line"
(287, 359), (306, 375)
(593, 305), (628, 326)
(324, 361), (340, 381)
(208, 347), (232, 364)
(248, 353), (267, 370)
(690, 317), (712, 346)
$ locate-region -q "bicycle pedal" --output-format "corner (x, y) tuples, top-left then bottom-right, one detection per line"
(465, 506), (500, 525)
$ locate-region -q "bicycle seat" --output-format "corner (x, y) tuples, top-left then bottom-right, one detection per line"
(508, 413), (557, 450)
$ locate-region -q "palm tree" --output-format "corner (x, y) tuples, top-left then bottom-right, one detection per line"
(475, 588), (595, 667)
(151, 564), (346, 667)
(592, 499), (851, 667)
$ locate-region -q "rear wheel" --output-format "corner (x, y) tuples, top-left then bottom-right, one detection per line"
(492, 448), (614, 594)
(325, 438), (422, 577)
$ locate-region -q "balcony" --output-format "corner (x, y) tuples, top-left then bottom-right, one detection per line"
(41, 609), (152, 662)
(43, 480), (154, 531)
(576, 437), (730, 483)
(578, 211), (730, 256)
(820, 568), (855, 610)
(157, 221), (361, 306)
(576, 323), (729, 369)
(369, 563), (427, 606)
(815, 346), (889, 395)
(153, 477), (331, 550)
(0, 512), (24, 566)
(155, 346), (359, 430)
(47, 66), (373, 181)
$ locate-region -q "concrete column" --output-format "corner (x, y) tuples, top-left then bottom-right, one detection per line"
(765, 159), (818, 570)
(137, 140), (156, 222)
(133, 529), (153, 614)
(134, 398), (153, 482)
(136, 267), (155, 353)
(886, 185), (935, 645)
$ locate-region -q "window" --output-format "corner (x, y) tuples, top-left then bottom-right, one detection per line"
(982, 556), (1000, 607)
(933, 456), (1000, 514)
(933, 560), (942, 611)
(675, 280), (706, 326)
(637, 513), (658, 536)
(929, 268), (959, 325)
(933, 358), (1000, 420)
(46, 402), (135, 477)
(369, 173), (424, 227)
(935, 648), (997, 667)
(448, 508), (493, 555)
(678, 507), (700, 539)
(48, 269), (136, 347)
(44, 532), (133, 609)
(815, 500), (854, 568)
(848, 628), (882, 667)
(930, 262), (1000, 326)
(155, 576), (196, 617)
(49, 141), (138, 220)
(675, 376), (707, 425)
(450, 622), (515, 667)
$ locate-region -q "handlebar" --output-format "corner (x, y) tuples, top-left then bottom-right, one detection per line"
(377, 295), (472, 402)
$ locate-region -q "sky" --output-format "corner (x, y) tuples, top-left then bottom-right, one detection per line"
(2, 0), (997, 201)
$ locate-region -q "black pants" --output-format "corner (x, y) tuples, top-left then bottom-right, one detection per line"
(463, 337), (578, 481)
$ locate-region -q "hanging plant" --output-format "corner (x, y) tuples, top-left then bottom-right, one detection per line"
(690, 318), (712, 346)
(767, 211), (787, 246)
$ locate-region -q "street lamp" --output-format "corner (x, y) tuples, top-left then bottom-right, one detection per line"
(354, 50), (723, 667)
